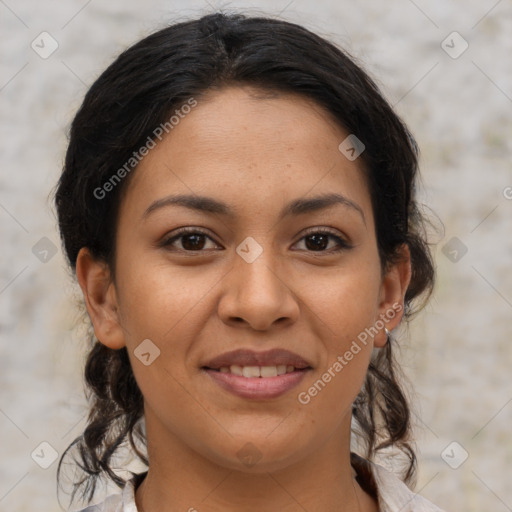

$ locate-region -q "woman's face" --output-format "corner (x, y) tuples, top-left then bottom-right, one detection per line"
(80, 85), (409, 473)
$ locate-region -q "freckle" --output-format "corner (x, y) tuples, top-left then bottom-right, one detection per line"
(286, 163), (291, 168)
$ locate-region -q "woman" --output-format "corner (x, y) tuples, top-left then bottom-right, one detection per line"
(55, 12), (445, 512)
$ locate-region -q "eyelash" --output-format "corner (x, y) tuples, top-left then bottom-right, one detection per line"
(160, 227), (353, 254)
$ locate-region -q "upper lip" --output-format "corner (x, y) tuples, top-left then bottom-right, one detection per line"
(203, 348), (313, 370)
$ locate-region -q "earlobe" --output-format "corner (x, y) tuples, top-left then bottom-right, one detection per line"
(75, 247), (126, 350)
(374, 244), (412, 348)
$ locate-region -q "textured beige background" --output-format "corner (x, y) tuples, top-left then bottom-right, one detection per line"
(1, 1), (511, 511)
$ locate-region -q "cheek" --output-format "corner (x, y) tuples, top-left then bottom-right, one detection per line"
(115, 262), (219, 392)
(300, 264), (380, 404)
(298, 302), (375, 423)
(302, 262), (381, 334)
(115, 259), (216, 339)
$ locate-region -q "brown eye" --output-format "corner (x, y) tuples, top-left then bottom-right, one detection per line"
(179, 233), (207, 250)
(161, 228), (220, 252)
(295, 229), (352, 253)
(304, 233), (330, 251)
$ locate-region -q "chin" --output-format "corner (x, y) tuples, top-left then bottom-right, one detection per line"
(203, 436), (309, 474)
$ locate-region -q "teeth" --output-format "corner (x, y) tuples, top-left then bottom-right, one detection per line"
(260, 366), (278, 377)
(230, 365), (243, 376)
(242, 366), (260, 378)
(216, 365), (301, 377)
(277, 365), (287, 375)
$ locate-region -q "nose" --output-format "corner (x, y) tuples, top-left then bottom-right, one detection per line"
(217, 250), (300, 331)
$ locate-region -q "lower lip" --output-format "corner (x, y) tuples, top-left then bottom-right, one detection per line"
(203, 368), (310, 400)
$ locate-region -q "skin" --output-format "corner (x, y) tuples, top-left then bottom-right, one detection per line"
(76, 85), (411, 512)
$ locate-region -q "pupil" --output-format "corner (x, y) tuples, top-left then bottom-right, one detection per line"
(183, 234), (205, 250)
(306, 234), (328, 251)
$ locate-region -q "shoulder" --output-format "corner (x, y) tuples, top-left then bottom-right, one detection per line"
(73, 472), (145, 512)
(74, 492), (123, 512)
(351, 453), (447, 512)
(370, 462), (446, 512)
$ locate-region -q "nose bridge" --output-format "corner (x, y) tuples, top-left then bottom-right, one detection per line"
(240, 249), (283, 296)
(236, 242), (286, 304)
(218, 240), (299, 329)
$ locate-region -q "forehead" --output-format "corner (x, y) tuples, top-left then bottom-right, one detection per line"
(119, 85), (372, 225)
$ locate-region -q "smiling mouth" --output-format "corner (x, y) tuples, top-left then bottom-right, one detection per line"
(202, 364), (312, 400)
(203, 365), (311, 377)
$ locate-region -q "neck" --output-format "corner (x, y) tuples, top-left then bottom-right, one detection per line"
(134, 411), (377, 512)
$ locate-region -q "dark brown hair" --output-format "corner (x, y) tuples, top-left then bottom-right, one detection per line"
(54, 11), (435, 507)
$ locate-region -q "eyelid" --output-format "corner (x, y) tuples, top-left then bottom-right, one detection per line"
(299, 225), (347, 239)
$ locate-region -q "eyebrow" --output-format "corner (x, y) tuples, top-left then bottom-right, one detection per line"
(142, 192), (366, 225)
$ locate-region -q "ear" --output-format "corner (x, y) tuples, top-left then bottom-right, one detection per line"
(75, 247), (126, 349)
(374, 244), (412, 348)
